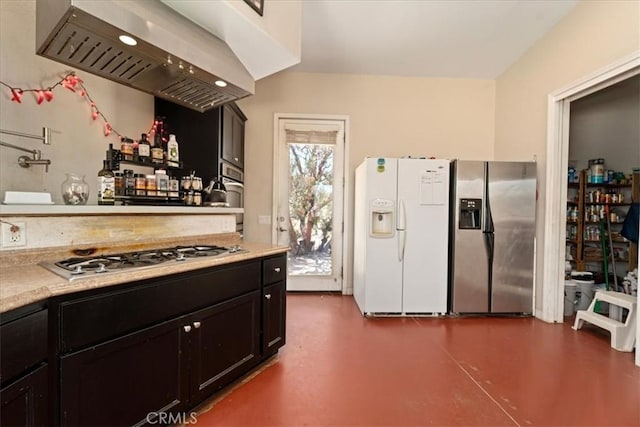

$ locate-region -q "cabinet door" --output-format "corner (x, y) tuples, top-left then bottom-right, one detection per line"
(221, 104), (245, 170)
(59, 316), (190, 426)
(0, 364), (48, 427)
(263, 281), (286, 356)
(190, 291), (260, 402)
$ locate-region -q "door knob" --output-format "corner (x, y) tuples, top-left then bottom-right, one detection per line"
(274, 267), (281, 273)
(265, 294), (272, 300)
(193, 321), (201, 329)
(183, 325), (192, 333)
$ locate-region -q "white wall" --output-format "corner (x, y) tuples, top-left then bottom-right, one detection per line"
(569, 75), (640, 173)
(494, 0), (640, 314)
(0, 1), (153, 205)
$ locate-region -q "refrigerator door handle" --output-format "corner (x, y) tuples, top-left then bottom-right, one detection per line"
(397, 199), (406, 262)
(398, 229), (406, 262)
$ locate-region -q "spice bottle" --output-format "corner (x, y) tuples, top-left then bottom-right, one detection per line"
(138, 133), (151, 163)
(156, 169), (169, 197)
(146, 174), (158, 196)
(124, 169), (136, 196)
(135, 174), (147, 196)
(98, 160), (115, 205)
(120, 137), (134, 161)
(114, 172), (123, 197)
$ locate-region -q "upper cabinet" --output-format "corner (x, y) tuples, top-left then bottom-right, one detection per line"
(154, 98), (246, 185)
(221, 103), (247, 170)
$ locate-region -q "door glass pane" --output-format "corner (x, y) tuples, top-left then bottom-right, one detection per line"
(287, 143), (334, 276)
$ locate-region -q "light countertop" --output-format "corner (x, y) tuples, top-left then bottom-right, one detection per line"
(0, 241), (287, 314)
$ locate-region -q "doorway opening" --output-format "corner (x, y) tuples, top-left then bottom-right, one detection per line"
(273, 115), (349, 292)
(542, 51), (639, 324)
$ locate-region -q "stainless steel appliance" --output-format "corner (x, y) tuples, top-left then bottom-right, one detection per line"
(35, 0), (254, 111)
(221, 163), (244, 234)
(41, 245), (245, 281)
(450, 160), (536, 314)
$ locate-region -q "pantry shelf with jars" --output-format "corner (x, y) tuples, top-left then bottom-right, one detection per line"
(566, 169), (639, 276)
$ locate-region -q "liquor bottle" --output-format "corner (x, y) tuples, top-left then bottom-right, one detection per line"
(138, 133), (151, 163)
(151, 131), (164, 164)
(98, 160), (115, 205)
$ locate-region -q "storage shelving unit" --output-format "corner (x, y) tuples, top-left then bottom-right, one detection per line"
(566, 170), (638, 276)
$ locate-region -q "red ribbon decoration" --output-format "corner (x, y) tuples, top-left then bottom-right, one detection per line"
(92, 110), (99, 120)
(44, 90), (54, 102)
(10, 88), (22, 103)
(104, 122), (112, 136)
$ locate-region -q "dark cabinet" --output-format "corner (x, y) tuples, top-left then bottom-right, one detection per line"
(59, 316), (189, 426)
(190, 291), (260, 402)
(220, 103), (246, 170)
(154, 99), (246, 186)
(262, 255), (287, 356)
(55, 258), (275, 425)
(1, 364), (48, 427)
(0, 305), (49, 427)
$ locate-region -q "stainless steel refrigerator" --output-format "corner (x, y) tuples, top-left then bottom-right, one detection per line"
(449, 160), (536, 314)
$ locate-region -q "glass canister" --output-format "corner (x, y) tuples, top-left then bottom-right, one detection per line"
(61, 173), (90, 205)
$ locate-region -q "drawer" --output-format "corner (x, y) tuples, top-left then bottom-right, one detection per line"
(59, 260), (260, 353)
(263, 255), (286, 285)
(0, 309), (48, 385)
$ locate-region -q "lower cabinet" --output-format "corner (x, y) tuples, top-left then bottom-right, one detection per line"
(190, 291), (260, 402)
(0, 305), (49, 427)
(0, 364), (48, 427)
(59, 315), (189, 426)
(263, 281), (286, 356)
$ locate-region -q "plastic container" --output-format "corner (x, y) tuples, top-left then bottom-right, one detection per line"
(564, 281), (577, 316)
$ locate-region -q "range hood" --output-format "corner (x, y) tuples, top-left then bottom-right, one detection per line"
(35, 0), (254, 112)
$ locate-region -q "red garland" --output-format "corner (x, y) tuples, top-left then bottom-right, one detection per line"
(1, 71), (127, 139)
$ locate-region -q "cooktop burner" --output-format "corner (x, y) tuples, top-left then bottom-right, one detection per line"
(43, 245), (244, 280)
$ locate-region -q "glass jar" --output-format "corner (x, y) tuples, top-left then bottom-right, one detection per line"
(61, 173), (90, 205)
(114, 172), (123, 197)
(146, 174), (157, 196)
(135, 174), (147, 196)
(124, 169), (136, 196)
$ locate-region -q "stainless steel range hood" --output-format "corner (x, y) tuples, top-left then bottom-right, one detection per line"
(36, 0), (254, 112)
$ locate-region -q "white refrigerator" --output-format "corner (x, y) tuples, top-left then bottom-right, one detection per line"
(353, 157), (450, 315)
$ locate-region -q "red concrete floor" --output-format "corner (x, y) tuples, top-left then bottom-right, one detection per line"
(194, 293), (639, 426)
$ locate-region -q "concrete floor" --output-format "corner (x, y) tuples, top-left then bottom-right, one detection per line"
(195, 293), (639, 426)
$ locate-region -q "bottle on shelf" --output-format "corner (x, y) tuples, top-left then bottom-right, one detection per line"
(138, 133), (151, 163)
(167, 134), (180, 167)
(151, 131), (164, 165)
(120, 137), (134, 161)
(98, 160), (115, 205)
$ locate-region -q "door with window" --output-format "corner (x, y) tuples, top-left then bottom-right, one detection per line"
(274, 117), (345, 291)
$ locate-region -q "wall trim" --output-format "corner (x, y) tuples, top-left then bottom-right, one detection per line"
(542, 50), (640, 326)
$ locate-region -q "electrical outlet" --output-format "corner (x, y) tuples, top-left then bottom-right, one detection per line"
(1, 221), (27, 247)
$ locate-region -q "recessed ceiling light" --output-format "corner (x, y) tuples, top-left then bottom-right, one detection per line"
(215, 80), (227, 88)
(119, 35), (137, 46)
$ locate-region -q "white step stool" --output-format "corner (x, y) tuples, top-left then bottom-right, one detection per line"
(573, 290), (637, 352)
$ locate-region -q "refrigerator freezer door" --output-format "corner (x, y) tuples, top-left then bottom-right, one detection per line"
(487, 161), (536, 313)
(398, 158), (450, 314)
(353, 158), (403, 314)
(451, 161), (489, 313)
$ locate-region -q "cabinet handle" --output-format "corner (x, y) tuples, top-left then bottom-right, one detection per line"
(183, 325), (192, 333)
(274, 267), (281, 273)
(193, 321), (201, 329)
(234, 157), (239, 161)
(265, 294), (272, 300)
